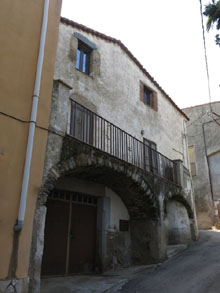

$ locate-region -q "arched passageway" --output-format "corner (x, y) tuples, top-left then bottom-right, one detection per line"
(36, 153), (163, 279)
(29, 139), (197, 291)
(165, 200), (192, 245)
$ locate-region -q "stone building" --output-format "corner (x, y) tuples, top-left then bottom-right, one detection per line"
(183, 101), (220, 229)
(0, 1), (62, 292)
(30, 17), (198, 291)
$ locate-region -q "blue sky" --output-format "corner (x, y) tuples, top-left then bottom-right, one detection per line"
(61, 0), (220, 109)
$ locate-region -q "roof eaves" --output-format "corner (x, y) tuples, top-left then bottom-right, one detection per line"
(182, 100), (220, 111)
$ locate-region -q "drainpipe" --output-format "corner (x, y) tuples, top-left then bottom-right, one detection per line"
(14, 0), (50, 232)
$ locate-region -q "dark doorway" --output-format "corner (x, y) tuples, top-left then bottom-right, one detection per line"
(143, 138), (158, 174)
(69, 204), (97, 273)
(41, 190), (97, 276)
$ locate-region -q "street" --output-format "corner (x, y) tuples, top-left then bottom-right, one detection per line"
(41, 230), (220, 292)
(121, 230), (220, 293)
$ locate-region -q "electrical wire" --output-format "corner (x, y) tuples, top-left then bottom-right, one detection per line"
(199, 0), (212, 108)
(0, 111), (33, 124)
(0, 111), (65, 138)
(199, 0), (220, 127)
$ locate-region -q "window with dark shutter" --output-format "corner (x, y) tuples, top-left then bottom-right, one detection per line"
(119, 220), (129, 232)
(140, 81), (158, 111)
(143, 138), (159, 174)
(188, 145), (197, 176)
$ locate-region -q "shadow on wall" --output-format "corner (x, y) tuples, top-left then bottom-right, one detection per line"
(165, 200), (192, 245)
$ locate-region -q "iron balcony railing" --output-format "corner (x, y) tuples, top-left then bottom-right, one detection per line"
(69, 100), (177, 184)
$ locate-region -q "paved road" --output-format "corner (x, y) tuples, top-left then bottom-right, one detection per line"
(122, 230), (220, 293)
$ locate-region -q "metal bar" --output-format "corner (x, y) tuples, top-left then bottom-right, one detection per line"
(65, 192), (72, 275)
(114, 126), (116, 157)
(120, 129), (122, 159)
(98, 117), (100, 149)
(122, 131), (124, 160)
(100, 118), (102, 150)
(110, 124), (112, 155)
(103, 120), (105, 151)
(69, 100), (177, 183)
(137, 140), (139, 168)
(73, 102), (76, 137)
(82, 108), (85, 142)
(94, 115), (97, 147)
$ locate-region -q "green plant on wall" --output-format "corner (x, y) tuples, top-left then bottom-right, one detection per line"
(203, 0), (220, 46)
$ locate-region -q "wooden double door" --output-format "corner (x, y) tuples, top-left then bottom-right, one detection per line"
(41, 190), (97, 276)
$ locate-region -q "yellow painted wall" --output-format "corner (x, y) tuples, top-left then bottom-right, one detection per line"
(0, 0), (62, 279)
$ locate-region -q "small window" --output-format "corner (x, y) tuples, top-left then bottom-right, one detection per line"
(119, 220), (129, 232)
(140, 81), (157, 111)
(144, 86), (154, 107)
(188, 146), (197, 176)
(76, 41), (92, 74)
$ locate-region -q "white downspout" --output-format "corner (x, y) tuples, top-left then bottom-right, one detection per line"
(14, 0), (50, 232)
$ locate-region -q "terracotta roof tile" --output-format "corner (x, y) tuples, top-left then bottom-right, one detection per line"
(182, 100), (220, 110)
(60, 17), (189, 121)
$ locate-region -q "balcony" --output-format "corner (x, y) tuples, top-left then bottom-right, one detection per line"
(69, 100), (178, 184)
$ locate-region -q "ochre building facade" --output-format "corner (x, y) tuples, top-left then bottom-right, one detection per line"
(0, 1), (62, 292)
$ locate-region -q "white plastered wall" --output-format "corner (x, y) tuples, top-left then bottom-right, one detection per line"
(105, 187), (129, 231)
(54, 178), (129, 231)
(54, 23), (190, 169)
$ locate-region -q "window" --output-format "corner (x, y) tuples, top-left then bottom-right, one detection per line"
(143, 138), (158, 174)
(76, 41), (92, 74)
(140, 81), (157, 111)
(188, 146), (197, 176)
(144, 86), (154, 107)
(119, 220), (129, 232)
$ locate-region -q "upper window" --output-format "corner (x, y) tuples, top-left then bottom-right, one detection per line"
(144, 86), (154, 107)
(188, 145), (197, 176)
(140, 81), (158, 111)
(76, 41), (92, 75)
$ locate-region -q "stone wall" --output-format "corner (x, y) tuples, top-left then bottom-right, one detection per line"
(165, 200), (191, 244)
(183, 102), (220, 228)
(29, 129), (197, 292)
(54, 22), (190, 167)
(28, 20), (198, 291)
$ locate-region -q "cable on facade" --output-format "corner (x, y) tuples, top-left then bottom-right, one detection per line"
(0, 111), (65, 138)
(0, 111), (33, 124)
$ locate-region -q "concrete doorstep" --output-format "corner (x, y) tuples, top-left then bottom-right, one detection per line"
(41, 245), (187, 293)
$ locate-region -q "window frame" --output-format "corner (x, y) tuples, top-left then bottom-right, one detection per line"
(144, 86), (154, 107)
(188, 145), (197, 176)
(143, 138), (158, 174)
(140, 81), (158, 111)
(75, 40), (92, 75)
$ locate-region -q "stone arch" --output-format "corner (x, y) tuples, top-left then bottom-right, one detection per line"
(164, 193), (194, 219)
(164, 193), (195, 245)
(41, 152), (160, 220)
(29, 151), (168, 291)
